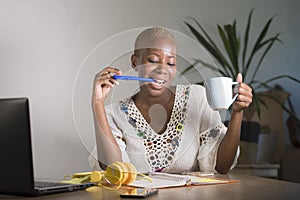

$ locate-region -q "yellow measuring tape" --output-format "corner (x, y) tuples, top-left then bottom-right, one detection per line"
(62, 162), (151, 190)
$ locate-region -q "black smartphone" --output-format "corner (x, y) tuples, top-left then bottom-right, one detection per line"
(120, 188), (158, 198)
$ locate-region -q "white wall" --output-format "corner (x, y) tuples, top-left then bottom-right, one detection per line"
(0, 0), (299, 179)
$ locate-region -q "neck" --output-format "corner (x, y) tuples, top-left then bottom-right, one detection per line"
(133, 86), (175, 107)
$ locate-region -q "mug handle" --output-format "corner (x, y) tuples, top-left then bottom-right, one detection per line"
(228, 82), (240, 106)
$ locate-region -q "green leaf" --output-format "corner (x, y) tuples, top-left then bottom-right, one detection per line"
(252, 91), (270, 119)
(184, 20), (233, 75)
(257, 34), (282, 49)
(257, 95), (269, 109)
(188, 17), (227, 58)
(252, 91), (262, 118)
(245, 16), (275, 71)
(180, 63), (196, 75)
(251, 81), (276, 90)
(242, 10), (253, 69)
(252, 75), (300, 90)
(251, 34), (280, 83)
(217, 25), (235, 77)
(194, 59), (228, 76)
(181, 59), (227, 77)
(184, 22), (228, 68)
(263, 75), (300, 85)
(224, 23), (239, 75)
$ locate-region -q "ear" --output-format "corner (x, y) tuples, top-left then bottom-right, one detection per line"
(131, 54), (138, 71)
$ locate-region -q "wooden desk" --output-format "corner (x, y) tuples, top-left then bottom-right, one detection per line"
(1, 173), (299, 200)
(232, 163), (280, 179)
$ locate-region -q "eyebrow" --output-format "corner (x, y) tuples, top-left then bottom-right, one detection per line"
(148, 52), (176, 58)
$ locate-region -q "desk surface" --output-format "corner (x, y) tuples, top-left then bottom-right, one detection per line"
(1, 173), (300, 200)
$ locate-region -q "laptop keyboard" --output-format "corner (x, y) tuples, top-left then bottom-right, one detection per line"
(35, 181), (70, 188)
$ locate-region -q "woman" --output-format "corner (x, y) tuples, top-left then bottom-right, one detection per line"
(92, 27), (252, 174)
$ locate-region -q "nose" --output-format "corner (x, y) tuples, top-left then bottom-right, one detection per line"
(154, 64), (169, 75)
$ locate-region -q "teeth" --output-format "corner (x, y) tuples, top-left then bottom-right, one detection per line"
(153, 80), (166, 86)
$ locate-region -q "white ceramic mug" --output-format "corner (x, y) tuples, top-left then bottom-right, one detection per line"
(205, 77), (239, 110)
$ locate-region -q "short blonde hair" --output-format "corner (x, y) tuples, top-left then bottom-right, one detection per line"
(134, 27), (176, 54)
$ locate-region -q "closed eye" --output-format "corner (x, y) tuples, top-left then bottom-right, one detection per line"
(148, 59), (159, 63)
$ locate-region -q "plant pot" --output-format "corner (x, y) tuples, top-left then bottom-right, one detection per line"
(257, 133), (278, 163)
(225, 121), (260, 164)
(239, 121), (260, 164)
(243, 89), (290, 164)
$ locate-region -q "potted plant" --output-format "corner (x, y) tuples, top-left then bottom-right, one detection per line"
(183, 10), (300, 164)
(182, 10), (300, 118)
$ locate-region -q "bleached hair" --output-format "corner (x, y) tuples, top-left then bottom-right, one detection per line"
(134, 27), (176, 53)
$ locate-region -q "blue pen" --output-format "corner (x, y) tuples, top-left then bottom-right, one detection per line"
(112, 75), (155, 82)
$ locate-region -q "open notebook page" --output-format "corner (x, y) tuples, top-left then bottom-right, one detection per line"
(128, 172), (228, 189)
(128, 172), (189, 188)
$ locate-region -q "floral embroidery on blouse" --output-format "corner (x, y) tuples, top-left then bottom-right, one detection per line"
(199, 125), (223, 146)
(119, 85), (190, 171)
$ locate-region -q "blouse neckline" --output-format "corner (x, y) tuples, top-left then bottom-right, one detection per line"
(128, 85), (179, 136)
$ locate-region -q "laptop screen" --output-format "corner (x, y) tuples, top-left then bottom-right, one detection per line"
(0, 98), (35, 195)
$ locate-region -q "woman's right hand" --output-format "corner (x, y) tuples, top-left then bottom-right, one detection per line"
(92, 67), (122, 104)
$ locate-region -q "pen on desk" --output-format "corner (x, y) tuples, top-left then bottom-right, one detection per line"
(112, 75), (154, 82)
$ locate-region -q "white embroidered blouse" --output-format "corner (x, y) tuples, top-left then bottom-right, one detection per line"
(102, 84), (239, 173)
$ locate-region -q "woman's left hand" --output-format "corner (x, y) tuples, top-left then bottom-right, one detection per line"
(232, 73), (253, 112)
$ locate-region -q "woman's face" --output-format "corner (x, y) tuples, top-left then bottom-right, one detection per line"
(132, 39), (177, 96)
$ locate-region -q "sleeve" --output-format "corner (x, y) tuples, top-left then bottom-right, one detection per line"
(91, 104), (130, 170)
(106, 107), (131, 163)
(197, 123), (239, 173)
(193, 85), (239, 173)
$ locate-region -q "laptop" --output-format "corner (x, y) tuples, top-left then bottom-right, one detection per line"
(0, 98), (95, 196)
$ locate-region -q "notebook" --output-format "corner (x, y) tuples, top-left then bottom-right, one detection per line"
(128, 172), (229, 189)
(0, 98), (95, 196)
